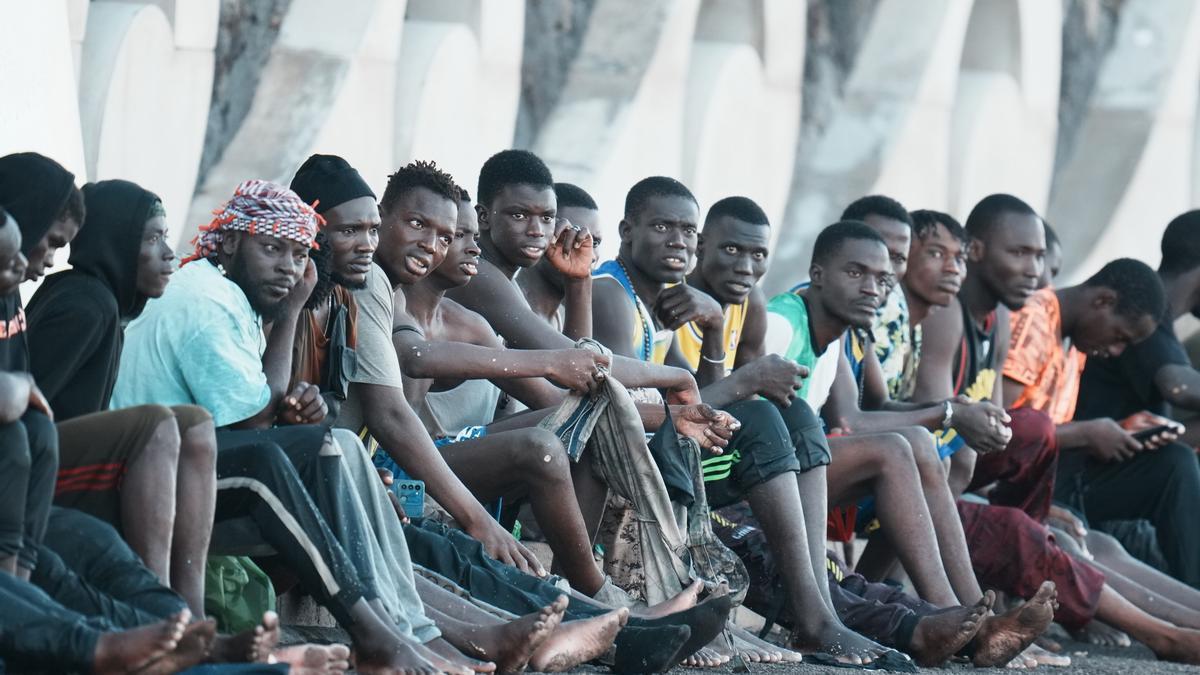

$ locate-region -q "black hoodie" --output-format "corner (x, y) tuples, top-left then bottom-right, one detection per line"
(0, 152), (77, 373)
(26, 179), (161, 421)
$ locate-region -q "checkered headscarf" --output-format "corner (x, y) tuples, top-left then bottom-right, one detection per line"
(183, 179), (324, 265)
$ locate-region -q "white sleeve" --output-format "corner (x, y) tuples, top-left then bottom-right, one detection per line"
(763, 311), (794, 357)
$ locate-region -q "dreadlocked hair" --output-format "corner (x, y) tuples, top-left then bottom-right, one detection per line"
(380, 160), (460, 215)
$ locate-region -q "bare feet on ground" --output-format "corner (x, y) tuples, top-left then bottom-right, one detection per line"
(1071, 620), (1131, 648)
(1024, 643), (1071, 667)
(530, 607), (627, 672)
(419, 637), (495, 674)
(354, 635), (440, 675)
(681, 646), (729, 668)
(973, 581), (1057, 668)
(908, 596), (988, 666)
(444, 595), (567, 673)
(93, 610), (190, 675)
(788, 618), (888, 666)
(211, 610), (280, 663)
(273, 643), (351, 675)
(140, 616), (217, 675)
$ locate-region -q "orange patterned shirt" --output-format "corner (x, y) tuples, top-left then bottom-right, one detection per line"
(1004, 288), (1086, 424)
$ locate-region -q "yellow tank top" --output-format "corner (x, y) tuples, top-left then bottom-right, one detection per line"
(675, 300), (748, 373)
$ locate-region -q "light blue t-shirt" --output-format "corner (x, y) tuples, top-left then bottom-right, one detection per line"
(111, 259), (270, 426)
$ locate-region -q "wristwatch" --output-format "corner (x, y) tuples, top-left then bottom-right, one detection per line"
(941, 400), (954, 430)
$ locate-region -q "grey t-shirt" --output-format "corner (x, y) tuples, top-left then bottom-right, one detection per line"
(335, 263), (404, 432)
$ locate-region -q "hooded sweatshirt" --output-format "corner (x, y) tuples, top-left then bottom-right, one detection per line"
(0, 152), (78, 373)
(26, 179), (161, 420)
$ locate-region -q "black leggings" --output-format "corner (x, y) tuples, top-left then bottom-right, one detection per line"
(0, 409), (58, 571)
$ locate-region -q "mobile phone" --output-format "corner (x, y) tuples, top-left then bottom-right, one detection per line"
(390, 479), (426, 519)
(1132, 424), (1176, 442)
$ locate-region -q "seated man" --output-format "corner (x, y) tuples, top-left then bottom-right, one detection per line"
(24, 179), (216, 615)
(1070, 209), (1200, 588)
(589, 180), (895, 666)
(0, 199), (55, 580)
(109, 178), (447, 674)
(911, 202), (1200, 664)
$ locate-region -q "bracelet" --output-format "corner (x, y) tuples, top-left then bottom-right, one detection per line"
(941, 400), (954, 429)
(701, 353), (727, 365)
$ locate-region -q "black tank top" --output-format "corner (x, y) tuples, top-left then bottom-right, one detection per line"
(952, 300), (997, 398)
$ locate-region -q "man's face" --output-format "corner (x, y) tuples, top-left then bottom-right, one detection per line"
(621, 195), (700, 283)
(0, 216), (26, 296)
(323, 196), (380, 289)
(861, 214), (911, 284)
(1039, 241), (1063, 289)
(25, 214), (80, 281)
(378, 186), (457, 285)
(1074, 298), (1157, 358)
(812, 238), (891, 329)
(904, 223), (966, 308)
(224, 232), (310, 320)
(697, 215), (770, 305)
(135, 214), (175, 299)
(478, 184), (556, 268)
(433, 199), (482, 288)
(970, 212), (1045, 310)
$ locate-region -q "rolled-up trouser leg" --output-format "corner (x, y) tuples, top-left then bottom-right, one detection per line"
(212, 440), (367, 626)
(827, 575), (920, 649)
(332, 429), (440, 642)
(34, 507), (187, 627)
(216, 426), (380, 599)
(958, 500), (1105, 630)
(0, 571), (105, 672)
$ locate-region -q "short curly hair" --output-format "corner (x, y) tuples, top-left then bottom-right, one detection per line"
(476, 150), (553, 210)
(841, 195), (912, 227)
(1083, 257), (1166, 322)
(380, 160), (460, 215)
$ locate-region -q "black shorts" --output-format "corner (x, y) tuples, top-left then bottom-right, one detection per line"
(701, 398), (831, 508)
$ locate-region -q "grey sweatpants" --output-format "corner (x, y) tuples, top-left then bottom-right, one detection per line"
(332, 429), (440, 643)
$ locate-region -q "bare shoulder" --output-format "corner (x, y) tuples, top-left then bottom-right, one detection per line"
(446, 259), (531, 313)
(919, 297), (964, 352)
(441, 299), (504, 348)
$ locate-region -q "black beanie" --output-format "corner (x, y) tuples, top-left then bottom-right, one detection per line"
(289, 154), (376, 215)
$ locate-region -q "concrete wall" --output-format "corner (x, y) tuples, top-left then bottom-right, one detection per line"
(3, 0), (1199, 296)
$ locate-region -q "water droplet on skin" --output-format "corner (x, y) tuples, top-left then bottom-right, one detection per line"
(543, 455), (552, 463)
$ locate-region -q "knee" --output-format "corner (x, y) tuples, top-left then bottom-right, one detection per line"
(899, 427), (947, 482)
(871, 432), (917, 471)
(778, 397), (821, 433)
(515, 428), (569, 473)
(180, 417), (217, 470)
(18, 409), (57, 466)
(1008, 408), (1056, 451)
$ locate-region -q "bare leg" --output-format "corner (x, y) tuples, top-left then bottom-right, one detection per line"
(826, 433), (959, 607)
(1089, 529), (1200, 608)
(570, 452), (608, 541)
(346, 599), (440, 674)
(439, 428), (605, 595)
(172, 417), (216, 615)
(747, 472), (885, 664)
(120, 416), (180, 583)
(796, 466), (835, 612)
(1094, 583), (1200, 664)
(1096, 561), (1200, 629)
(423, 595), (564, 672)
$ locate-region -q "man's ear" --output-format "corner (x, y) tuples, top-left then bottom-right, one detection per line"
(220, 230), (242, 257)
(618, 218), (632, 241)
(696, 234), (706, 262)
(475, 203), (489, 231)
(967, 237), (985, 263)
(809, 263), (823, 288)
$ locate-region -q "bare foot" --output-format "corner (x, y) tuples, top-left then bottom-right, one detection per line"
(443, 595), (567, 673)
(789, 618), (887, 666)
(1025, 643), (1070, 666)
(725, 627), (784, 663)
(211, 611), (280, 663)
(93, 610), (190, 674)
(1071, 619), (1131, 648)
(354, 636), (440, 675)
(638, 585), (732, 663)
(418, 637), (494, 674)
(530, 607), (626, 671)
(908, 597), (988, 666)
(138, 617), (217, 675)
(681, 646), (727, 668)
(635, 579), (703, 619)
(972, 580), (1057, 667)
(273, 643), (351, 674)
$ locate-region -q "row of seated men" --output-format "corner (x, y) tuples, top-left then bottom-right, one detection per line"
(1, 146), (1200, 674)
